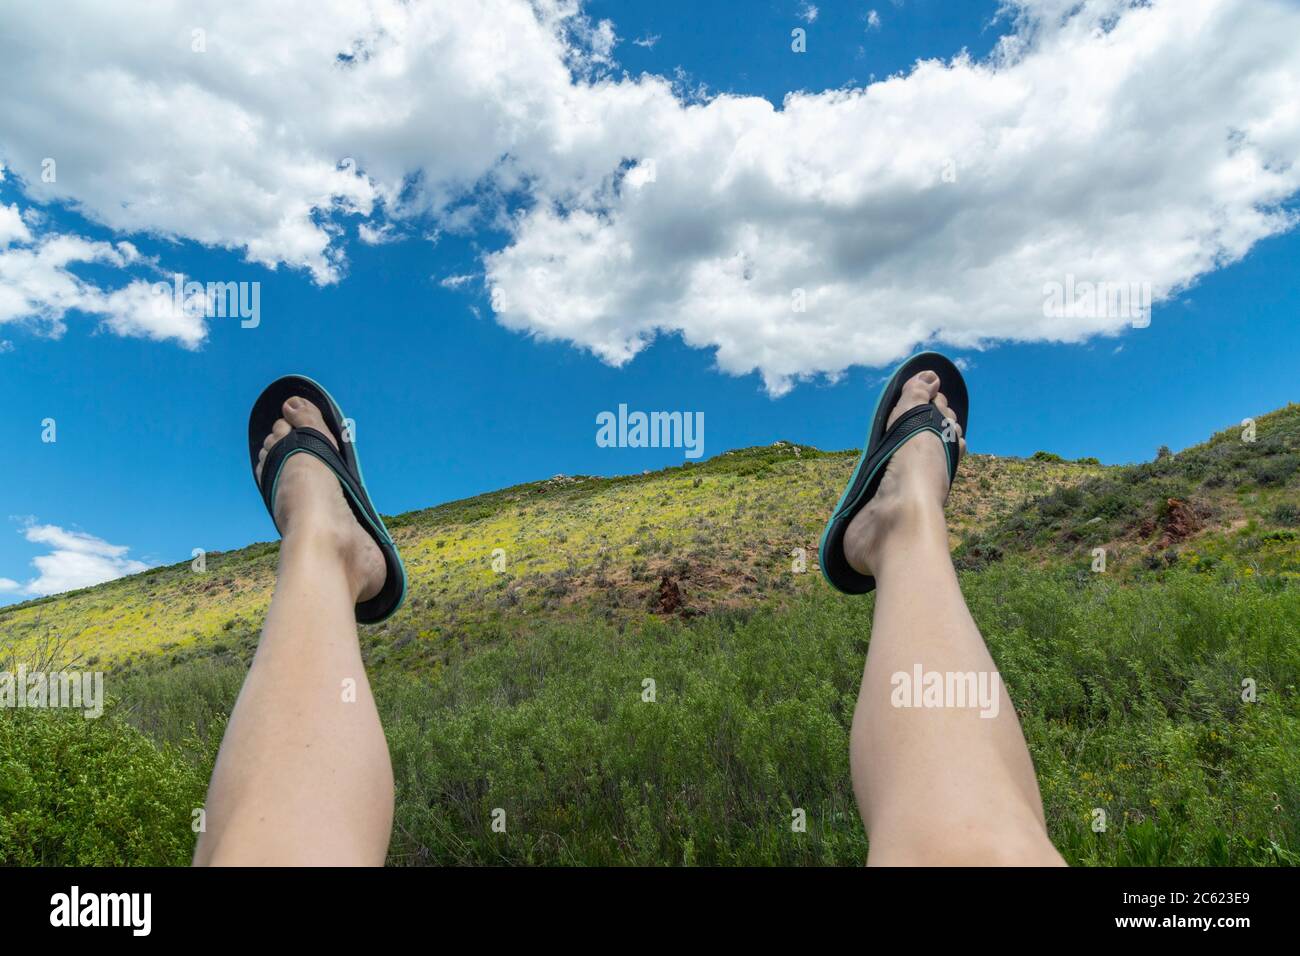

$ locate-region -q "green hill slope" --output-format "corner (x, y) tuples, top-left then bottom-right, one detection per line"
(1, 442), (1100, 671)
(2, 409), (1298, 867)
(960, 403), (1300, 578)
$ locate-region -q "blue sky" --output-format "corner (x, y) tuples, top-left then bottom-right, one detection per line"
(1, 0), (1298, 601)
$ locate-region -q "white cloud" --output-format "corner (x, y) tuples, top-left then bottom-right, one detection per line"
(0, 218), (208, 347)
(800, 3), (820, 24)
(7, 521), (150, 598)
(99, 276), (211, 348)
(633, 34), (661, 49)
(1, 0), (1298, 392)
(485, 0), (1300, 393)
(0, 0), (620, 277)
(0, 202), (30, 246)
(582, 17), (618, 66)
(867, 9), (881, 30)
(7, 166), (181, 347)
(358, 222), (401, 245)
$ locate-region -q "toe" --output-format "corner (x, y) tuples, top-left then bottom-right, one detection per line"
(934, 392), (966, 453)
(934, 392), (963, 436)
(281, 397), (337, 450)
(262, 418), (291, 449)
(257, 421), (288, 484)
(887, 370), (941, 428)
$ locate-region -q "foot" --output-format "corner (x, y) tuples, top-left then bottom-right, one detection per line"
(842, 370), (967, 578)
(255, 396), (386, 603)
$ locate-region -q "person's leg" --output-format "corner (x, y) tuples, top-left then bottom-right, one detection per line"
(843, 371), (1064, 866)
(193, 396), (392, 866)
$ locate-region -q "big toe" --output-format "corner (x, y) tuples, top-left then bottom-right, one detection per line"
(281, 396), (337, 450)
(887, 370), (941, 428)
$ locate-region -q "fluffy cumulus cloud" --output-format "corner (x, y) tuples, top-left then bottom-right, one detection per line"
(0, 166), (208, 347)
(486, 0), (1300, 392)
(1, 0), (1298, 390)
(0, 231), (208, 347)
(6, 521), (150, 598)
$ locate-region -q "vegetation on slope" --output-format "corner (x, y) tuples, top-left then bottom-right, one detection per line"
(0, 442), (1099, 671)
(960, 403), (1300, 580)
(8, 562), (1296, 866)
(2, 407), (1297, 866)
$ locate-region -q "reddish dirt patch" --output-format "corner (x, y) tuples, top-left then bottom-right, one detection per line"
(1157, 497), (1205, 548)
(651, 574), (685, 615)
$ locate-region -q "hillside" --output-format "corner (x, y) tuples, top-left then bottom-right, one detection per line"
(960, 402), (1300, 578)
(1, 442), (1101, 671)
(2, 407), (1298, 867)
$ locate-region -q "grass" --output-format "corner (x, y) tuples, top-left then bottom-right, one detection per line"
(2, 407), (1297, 866)
(959, 403), (1300, 576)
(13, 562), (1294, 867)
(0, 442), (1099, 671)
(0, 708), (210, 865)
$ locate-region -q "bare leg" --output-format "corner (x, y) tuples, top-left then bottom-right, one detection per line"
(843, 371), (1064, 866)
(194, 397), (392, 866)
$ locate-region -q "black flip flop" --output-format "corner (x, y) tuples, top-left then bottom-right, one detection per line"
(248, 374), (407, 624)
(819, 351), (969, 595)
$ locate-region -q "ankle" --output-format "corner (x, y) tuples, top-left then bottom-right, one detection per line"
(845, 492), (948, 577)
(279, 520), (357, 580)
(281, 516), (350, 556)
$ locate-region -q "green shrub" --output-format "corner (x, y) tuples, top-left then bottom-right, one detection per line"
(6, 564), (1298, 867)
(1273, 503), (1300, 527)
(0, 708), (207, 865)
(1252, 455), (1300, 487)
(382, 566), (1300, 866)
